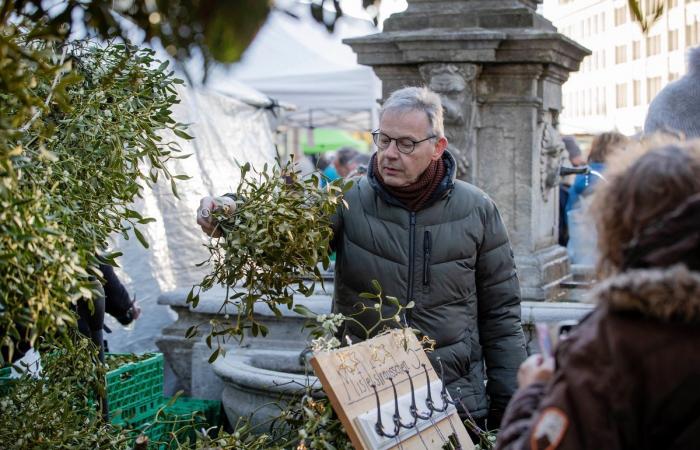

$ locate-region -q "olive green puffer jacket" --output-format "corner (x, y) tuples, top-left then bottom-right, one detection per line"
(331, 151), (526, 423)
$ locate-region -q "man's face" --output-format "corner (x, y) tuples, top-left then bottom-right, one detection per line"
(377, 109), (447, 187)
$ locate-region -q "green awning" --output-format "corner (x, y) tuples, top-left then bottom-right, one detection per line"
(300, 128), (370, 154)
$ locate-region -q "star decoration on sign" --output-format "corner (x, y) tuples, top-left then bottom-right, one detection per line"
(336, 351), (360, 374)
(420, 335), (437, 353)
(369, 343), (393, 364)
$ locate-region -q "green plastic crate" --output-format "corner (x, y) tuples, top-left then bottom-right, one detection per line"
(116, 397), (221, 449)
(160, 396), (222, 447)
(106, 353), (163, 424)
(163, 396), (222, 430)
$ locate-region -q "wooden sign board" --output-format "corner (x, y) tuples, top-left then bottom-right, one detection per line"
(311, 329), (474, 450)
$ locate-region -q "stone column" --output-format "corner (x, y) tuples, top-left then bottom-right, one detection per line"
(345, 0), (589, 300)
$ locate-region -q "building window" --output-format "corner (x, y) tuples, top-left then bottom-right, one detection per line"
(687, 21), (700, 47)
(614, 6), (627, 26)
(647, 76), (662, 102)
(646, 35), (661, 57)
(616, 83), (628, 108)
(644, 0), (662, 12)
(669, 72), (680, 82)
(633, 80), (642, 106)
(593, 14), (599, 35)
(668, 29), (679, 51)
(668, 0), (678, 7)
(632, 40), (641, 60)
(615, 45), (627, 64)
(602, 87), (607, 114)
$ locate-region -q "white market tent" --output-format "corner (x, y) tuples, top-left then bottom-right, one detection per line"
(207, 1), (381, 132)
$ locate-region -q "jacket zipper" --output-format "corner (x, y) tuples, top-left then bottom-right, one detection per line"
(423, 230), (432, 286)
(406, 212), (416, 325)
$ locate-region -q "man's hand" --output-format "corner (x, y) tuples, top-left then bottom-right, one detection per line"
(517, 354), (555, 388)
(130, 300), (141, 321)
(197, 196), (236, 238)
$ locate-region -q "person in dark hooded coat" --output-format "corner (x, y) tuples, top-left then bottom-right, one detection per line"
(496, 138), (700, 450)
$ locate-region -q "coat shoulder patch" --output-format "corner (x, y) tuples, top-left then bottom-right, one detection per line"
(529, 407), (569, 450)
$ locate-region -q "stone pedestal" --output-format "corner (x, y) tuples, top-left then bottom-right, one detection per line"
(345, 0), (589, 300)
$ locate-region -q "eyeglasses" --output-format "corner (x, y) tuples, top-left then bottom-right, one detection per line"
(371, 130), (436, 155)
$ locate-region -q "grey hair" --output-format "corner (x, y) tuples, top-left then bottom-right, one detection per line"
(380, 86), (444, 138)
(350, 153), (370, 166)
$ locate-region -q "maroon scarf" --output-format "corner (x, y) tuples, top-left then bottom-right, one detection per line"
(372, 155), (446, 211)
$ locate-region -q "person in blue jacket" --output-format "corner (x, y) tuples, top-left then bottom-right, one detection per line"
(565, 132), (628, 213)
(565, 132), (628, 264)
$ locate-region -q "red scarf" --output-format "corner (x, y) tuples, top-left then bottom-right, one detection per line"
(372, 156), (446, 211)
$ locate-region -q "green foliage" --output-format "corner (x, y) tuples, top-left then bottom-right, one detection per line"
(0, 333), (132, 449)
(0, 35), (190, 361)
(0, 1), (379, 78)
(188, 162), (351, 354)
(0, 1), (270, 68)
(181, 391), (353, 450)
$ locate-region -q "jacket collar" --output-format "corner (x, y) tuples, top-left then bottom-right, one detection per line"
(367, 150), (457, 211)
(591, 265), (700, 323)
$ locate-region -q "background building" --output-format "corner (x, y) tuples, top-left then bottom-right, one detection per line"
(541, 0), (700, 135)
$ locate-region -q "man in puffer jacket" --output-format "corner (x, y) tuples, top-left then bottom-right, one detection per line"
(198, 87), (527, 429)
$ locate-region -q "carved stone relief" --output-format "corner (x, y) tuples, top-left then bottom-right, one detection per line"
(419, 63), (480, 180)
(539, 122), (565, 201)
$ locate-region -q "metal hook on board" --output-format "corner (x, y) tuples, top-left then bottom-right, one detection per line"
(405, 368), (432, 421)
(371, 383), (400, 438)
(390, 376), (417, 430)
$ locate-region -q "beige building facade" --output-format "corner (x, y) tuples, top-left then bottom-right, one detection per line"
(541, 0), (700, 135)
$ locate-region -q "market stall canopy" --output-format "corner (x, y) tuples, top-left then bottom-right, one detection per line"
(301, 128), (370, 154)
(206, 0), (381, 132)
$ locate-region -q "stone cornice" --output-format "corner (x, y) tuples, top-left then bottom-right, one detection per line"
(345, 29), (590, 71)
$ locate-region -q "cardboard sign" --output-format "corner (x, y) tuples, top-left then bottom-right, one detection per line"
(311, 329), (474, 450)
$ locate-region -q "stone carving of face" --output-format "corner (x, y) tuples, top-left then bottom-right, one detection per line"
(419, 63), (479, 180)
(540, 123), (566, 199)
(429, 72), (467, 125)
(377, 109), (447, 187)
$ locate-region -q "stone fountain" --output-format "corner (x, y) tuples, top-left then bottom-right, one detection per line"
(157, 278), (592, 428)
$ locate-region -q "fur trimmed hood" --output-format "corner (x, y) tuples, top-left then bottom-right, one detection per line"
(591, 265), (700, 323)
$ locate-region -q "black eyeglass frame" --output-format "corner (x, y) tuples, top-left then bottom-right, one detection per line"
(371, 130), (437, 155)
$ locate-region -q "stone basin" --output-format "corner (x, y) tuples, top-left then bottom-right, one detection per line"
(212, 349), (321, 429)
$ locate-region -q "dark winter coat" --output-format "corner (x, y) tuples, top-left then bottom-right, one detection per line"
(331, 151), (526, 422)
(496, 264), (700, 450)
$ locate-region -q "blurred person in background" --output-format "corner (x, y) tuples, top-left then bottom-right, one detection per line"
(77, 263), (141, 362)
(319, 147), (359, 186)
(566, 132), (629, 265)
(644, 46), (700, 139)
(346, 153), (370, 178)
(558, 136), (584, 246)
